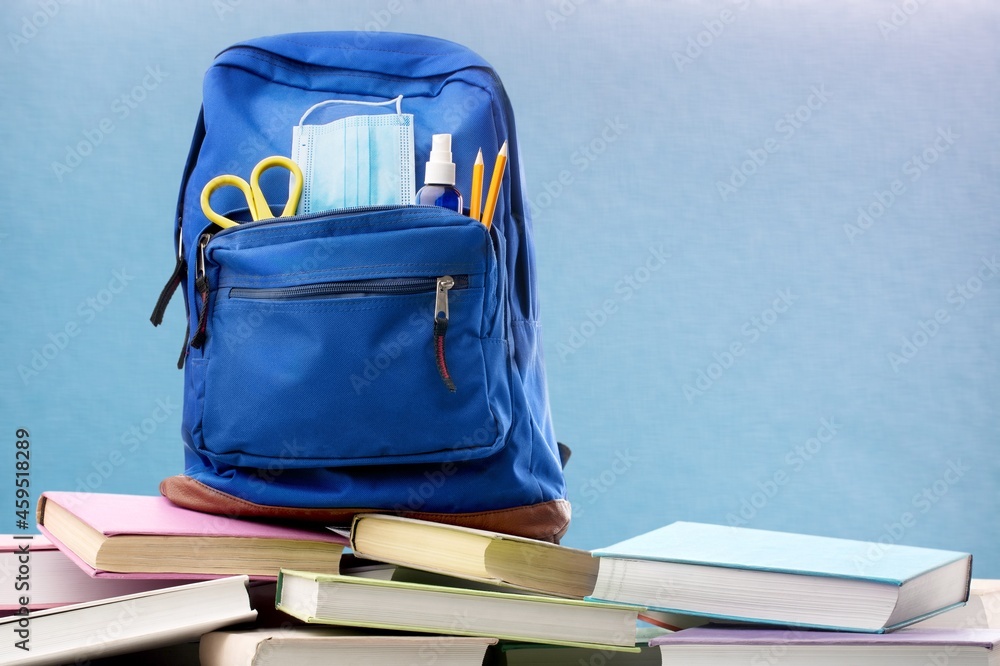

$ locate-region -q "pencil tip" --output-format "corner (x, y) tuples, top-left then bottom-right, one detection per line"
(475, 148), (484, 163)
(499, 141), (508, 156)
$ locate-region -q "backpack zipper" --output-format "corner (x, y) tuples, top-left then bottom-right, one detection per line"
(224, 274), (468, 392)
(189, 233), (213, 350)
(433, 275), (457, 392)
(227, 275), (468, 301)
(179, 202), (477, 368)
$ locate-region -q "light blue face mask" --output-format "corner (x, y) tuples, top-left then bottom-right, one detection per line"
(291, 95), (415, 214)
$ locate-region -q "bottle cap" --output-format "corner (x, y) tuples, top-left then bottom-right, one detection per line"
(424, 133), (456, 185)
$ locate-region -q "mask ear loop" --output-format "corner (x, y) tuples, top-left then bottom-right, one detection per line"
(297, 94), (404, 128)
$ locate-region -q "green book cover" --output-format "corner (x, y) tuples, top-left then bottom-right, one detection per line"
(276, 570), (642, 652)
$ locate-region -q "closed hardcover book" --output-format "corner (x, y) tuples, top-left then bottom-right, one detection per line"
(588, 521), (972, 632)
(275, 569), (642, 651)
(651, 626), (1000, 665)
(495, 625), (669, 666)
(915, 580), (1000, 630)
(200, 627), (497, 666)
(1, 535), (179, 614)
(495, 642), (662, 666)
(0, 576), (256, 666)
(349, 513), (598, 598)
(36, 491), (346, 579)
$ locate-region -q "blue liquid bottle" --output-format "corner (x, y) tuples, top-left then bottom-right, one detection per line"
(416, 133), (463, 213)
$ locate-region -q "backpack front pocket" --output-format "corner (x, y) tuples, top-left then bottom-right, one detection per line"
(193, 207), (510, 468)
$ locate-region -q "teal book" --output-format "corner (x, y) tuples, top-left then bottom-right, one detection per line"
(587, 521), (972, 633)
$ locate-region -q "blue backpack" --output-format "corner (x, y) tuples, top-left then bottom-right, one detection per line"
(150, 32), (570, 541)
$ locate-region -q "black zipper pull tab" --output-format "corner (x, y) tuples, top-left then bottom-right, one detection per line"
(150, 225), (185, 327)
(176, 322), (190, 370)
(190, 234), (211, 349)
(433, 275), (457, 392)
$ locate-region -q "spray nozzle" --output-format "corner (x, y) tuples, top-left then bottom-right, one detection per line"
(424, 133), (457, 186)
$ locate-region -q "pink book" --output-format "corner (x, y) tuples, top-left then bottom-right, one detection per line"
(37, 491), (347, 581)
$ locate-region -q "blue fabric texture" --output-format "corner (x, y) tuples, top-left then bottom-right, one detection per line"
(172, 32), (566, 513)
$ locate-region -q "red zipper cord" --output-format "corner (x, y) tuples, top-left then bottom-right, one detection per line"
(433, 317), (457, 392)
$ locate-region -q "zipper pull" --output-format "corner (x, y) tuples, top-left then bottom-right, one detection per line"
(150, 224), (186, 327)
(433, 275), (457, 392)
(190, 234), (212, 349)
(176, 322), (190, 370)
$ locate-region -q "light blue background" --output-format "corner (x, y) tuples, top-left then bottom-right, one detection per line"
(1, 1), (997, 574)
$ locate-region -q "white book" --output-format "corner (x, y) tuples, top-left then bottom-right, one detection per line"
(200, 626), (497, 666)
(0, 576), (256, 665)
(0, 535), (178, 614)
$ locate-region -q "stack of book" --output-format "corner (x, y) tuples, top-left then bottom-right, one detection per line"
(3, 489), (996, 665)
(582, 521), (997, 665)
(1, 490), (348, 665)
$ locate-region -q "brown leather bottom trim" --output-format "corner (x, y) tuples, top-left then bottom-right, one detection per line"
(159, 475), (572, 543)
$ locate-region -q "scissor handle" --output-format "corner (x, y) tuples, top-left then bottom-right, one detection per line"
(249, 156), (303, 219)
(200, 174), (258, 229)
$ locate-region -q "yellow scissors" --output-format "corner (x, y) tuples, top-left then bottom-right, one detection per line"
(200, 155), (304, 229)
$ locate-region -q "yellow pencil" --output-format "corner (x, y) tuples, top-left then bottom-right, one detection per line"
(470, 148), (484, 222)
(480, 141), (508, 231)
